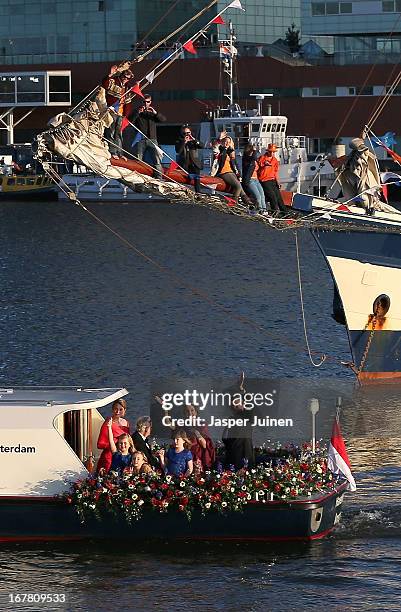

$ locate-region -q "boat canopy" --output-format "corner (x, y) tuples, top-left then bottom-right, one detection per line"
(0, 387), (128, 497)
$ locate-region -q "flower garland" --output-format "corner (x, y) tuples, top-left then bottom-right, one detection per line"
(65, 443), (340, 524)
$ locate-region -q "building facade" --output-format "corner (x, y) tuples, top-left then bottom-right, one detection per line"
(302, 0), (401, 64)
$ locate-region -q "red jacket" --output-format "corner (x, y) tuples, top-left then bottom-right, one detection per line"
(257, 154), (279, 182)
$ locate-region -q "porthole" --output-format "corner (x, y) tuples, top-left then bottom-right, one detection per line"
(373, 294), (390, 317)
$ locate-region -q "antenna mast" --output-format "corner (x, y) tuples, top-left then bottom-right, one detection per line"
(219, 20), (237, 115)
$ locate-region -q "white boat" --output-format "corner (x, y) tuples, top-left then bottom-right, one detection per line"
(57, 173), (166, 202)
(199, 96), (336, 196)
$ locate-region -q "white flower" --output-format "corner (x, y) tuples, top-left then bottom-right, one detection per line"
(132, 494), (138, 500)
(230, 487), (235, 492)
(259, 490), (265, 496)
(89, 504), (96, 509)
(222, 501), (227, 508)
(205, 502), (211, 509)
(144, 486), (151, 492)
(180, 482), (185, 488)
(166, 475), (172, 483)
(241, 485), (247, 491)
(246, 493), (251, 500)
(138, 499), (144, 506)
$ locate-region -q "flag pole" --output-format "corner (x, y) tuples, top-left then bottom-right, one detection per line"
(309, 398), (319, 453)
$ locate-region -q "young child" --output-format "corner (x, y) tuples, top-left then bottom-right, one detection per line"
(107, 418), (135, 474)
(159, 430), (193, 477)
(131, 451), (153, 476)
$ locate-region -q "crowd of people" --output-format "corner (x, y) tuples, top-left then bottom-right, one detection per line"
(101, 60), (286, 213)
(96, 386), (255, 478)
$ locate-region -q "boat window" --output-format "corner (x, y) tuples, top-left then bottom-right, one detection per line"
(7, 178), (15, 185)
(261, 124), (267, 133)
(251, 123), (260, 133)
(36, 177), (43, 185)
(271, 124), (277, 133)
(373, 294), (390, 317)
(56, 408), (104, 471)
(27, 178), (35, 185)
(276, 124), (282, 132)
(281, 124), (286, 132)
(16, 178), (25, 185)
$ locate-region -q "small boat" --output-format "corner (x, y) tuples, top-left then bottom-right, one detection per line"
(0, 387), (347, 543)
(0, 171), (56, 198)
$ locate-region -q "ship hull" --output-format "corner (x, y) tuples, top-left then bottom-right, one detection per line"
(0, 484), (346, 543)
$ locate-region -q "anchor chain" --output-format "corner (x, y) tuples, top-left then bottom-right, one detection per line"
(357, 316), (377, 375)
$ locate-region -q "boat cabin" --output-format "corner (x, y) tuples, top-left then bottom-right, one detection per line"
(199, 97), (308, 168)
(0, 387), (127, 497)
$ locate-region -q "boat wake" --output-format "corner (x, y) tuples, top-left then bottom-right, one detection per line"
(335, 505), (401, 539)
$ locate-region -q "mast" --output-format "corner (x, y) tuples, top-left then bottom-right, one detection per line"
(219, 20), (237, 115)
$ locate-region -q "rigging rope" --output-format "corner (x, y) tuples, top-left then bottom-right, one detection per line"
(294, 231), (327, 367)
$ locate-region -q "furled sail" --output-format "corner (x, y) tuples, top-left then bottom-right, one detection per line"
(337, 138), (392, 212)
(36, 89), (192, 200)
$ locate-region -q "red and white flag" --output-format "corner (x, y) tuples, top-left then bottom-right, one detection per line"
(328, 419), (356, 491)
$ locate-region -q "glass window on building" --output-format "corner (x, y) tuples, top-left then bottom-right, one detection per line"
(356, 86), (373, 95)
(340, 2), (352, 13)
(312, 3), (326, 15)
(319, 86), (336, 96)
(382, 0), (395, 11)
(326, 3), (339, 14)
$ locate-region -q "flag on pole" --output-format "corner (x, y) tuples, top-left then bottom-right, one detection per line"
(227, 0), (245, 10)
(131, 132), (144, 148)
(145, 70), (155, 84)
(131, 82), (145, 98)
(328, 418), (356, 491)
(371, 131), (396, 148)
(169, 160), (179, 171)
(121, 117), (130, 131)
(183, 40), (197, 54)
(212, 15), (225, 24)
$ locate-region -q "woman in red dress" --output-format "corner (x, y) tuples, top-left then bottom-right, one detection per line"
(96, 399), (131, 472)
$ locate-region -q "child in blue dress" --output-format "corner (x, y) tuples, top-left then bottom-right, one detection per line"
(107, 418), (135, 474)
(159, 430), (193, 477)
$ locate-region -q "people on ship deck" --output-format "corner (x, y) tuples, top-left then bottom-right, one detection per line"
(257, 144), (286, 213)
(175, 125), (204, 193)
(132, 94), (166, 177)
(102, 62), (135, 160)
(159, 430), (194, 477)
(242, 142), (267, 214)
(96, 398), (131, 473)
(132, 416), (160, 469)
(107, 421), (135, 474)
(214, 133), (253, 207)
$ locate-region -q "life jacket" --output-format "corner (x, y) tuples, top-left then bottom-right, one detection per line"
(257, 154), (279, 182)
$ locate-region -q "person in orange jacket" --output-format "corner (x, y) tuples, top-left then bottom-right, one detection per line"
(257, 143), (286, 213)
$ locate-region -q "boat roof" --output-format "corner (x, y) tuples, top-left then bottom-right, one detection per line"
(0, 386), (128, 409)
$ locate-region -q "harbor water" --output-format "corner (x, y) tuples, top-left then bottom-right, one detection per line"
(1, 200), (401, 611)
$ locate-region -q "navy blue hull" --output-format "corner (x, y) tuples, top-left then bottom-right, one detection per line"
(313, 226), (401, 269)
(0, 485), (346, 543)
(349, 330), (401, 375)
